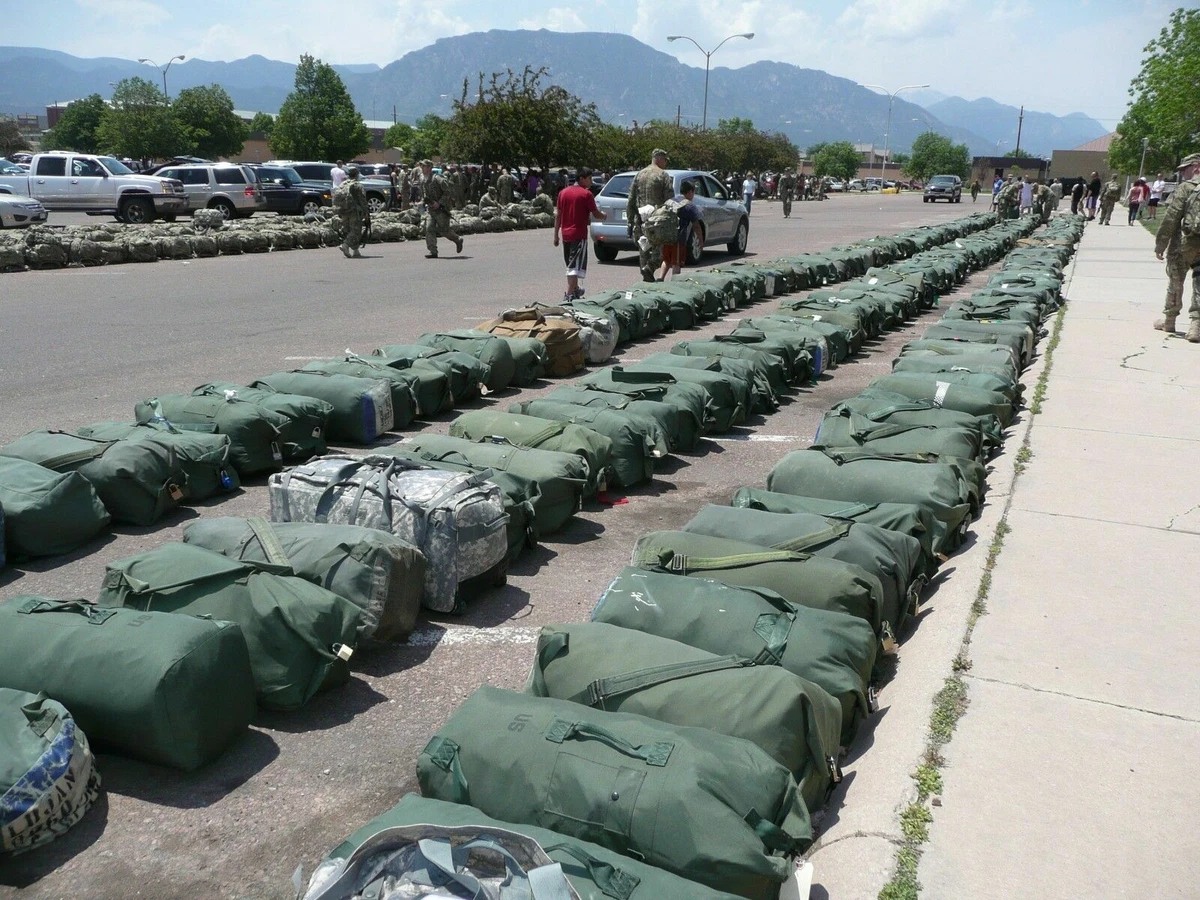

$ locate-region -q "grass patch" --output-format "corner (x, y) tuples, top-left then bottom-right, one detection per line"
(1013, 445), (1032, 476)
(1029, 304), (1067, 414)
(914, 763), (943, 802)
(879, 846), (921, 900)
(1140, 217), (1161, 237)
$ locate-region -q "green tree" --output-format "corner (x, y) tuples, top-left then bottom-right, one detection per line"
(812, 141), (860, 181)
(271, 54), (370, 161)
(96, 77), (189, 160)
(172, 85), (248, 159)
(890, 151), (910, 166)
(0, 119), (31, 155)
(247, 111), (275, 138)
(716, 117), (756, 135)
(408, 114), (448, 160)
(42, 94), (107, 152)
(383, 121), (415, 152)
(903, 131), (971, 180)
(1007, 147), (1036, 159)
(1110, 8), (1200, 172)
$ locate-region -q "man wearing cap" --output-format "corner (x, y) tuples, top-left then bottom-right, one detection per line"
(778, 167), (797, 218)
(627, 148), (675, 282)
(419, 159), (464, 259)
(496, 167), (516, 205)
(333, 165), (369, 258)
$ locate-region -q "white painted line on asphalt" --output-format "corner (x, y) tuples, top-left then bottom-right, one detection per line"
(709, 434), (812, 443)
(462, 316), (489, 320)
(284, 355), (331, 360)
(406, 625), (541, 647)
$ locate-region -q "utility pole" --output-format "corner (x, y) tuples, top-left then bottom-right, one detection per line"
(676, 105), (681, 128)
(1014, 106), (1025, 156)
(666, 33), (755, 130)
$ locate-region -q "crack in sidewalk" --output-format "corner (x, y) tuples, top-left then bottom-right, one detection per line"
(1119, 346), (1148, 369)
(964, 674), (1200, 724)
(1167, 503), (1200, 530)
(809, 830), (904, 854)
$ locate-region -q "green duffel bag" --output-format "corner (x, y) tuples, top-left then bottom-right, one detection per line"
(869, 373), (1015, 426)
(0, 457), (110, 559)
(98, 543), (362, 711)
(317, 794), (747, 900)
(418, 686), (811, 900)
(817, 407), (991, 463)
(402, 434), (587, 535)
(527, 623), (843, 810)
(672, 340), (789, 397)
(511, 399), (663, 488)
(643, 280), (725, 318)
(451, 410), (614, 496)
(877, 365), (1019, 403)
(0, 597), (255, 770)
(632, 530), (885, 638)
(470, 332), (547, 387)
(678, 271), (747, 307)
(740, 316), (852, 366)
(545, 386), (691, 453)
(923, 321), (1032, 365)
(943, 299), (1042, 328)
(0, 429), (187, 526)
(898, 339), (1022, 372)
(372, 344), (487, 405)
(708, 331), (815, 383)
(194, 382), (332, 464)
(708, 265), (767, 301)
(298, 356), (419, 427)
(642, 352), (775, 414)
(594, 569), (876, 743)
(182, 516), (426, 642)
(75, 420), (240, 501)
(253, 370), (395, 444)
(564, 297), (640, 344)
(770, 302), (868, 350)
(580, 367), (713, 437)
(624, 362), (747, 432)
(682, 504), (925, 640)
(730, 488), (939, 576)
(416, 331), (517, 392)
(891, 354), (1020, 383)
(611, 285), (702, 330)
(0, 688), (100, 854)
(766, 447), (980, 555)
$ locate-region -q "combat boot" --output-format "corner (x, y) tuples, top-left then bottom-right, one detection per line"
(339, 243), (352, 258)
(1187, 321), (1200, 343)
(1154, 316), (1177, 333)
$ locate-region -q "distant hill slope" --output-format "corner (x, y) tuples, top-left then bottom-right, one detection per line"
(923, 96), (1107, 156)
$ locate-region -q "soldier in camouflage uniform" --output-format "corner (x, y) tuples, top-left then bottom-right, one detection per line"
(626, 148), (675, 282)
(1098, 175), (1121, 225)
(479, 186), (501, 211)
(1153, 173), (1200, 341)
(420, 159), (464, 259)
(1034, 181), (1053, 224)
(995, 178), (1020, 220)
(778, 168), (797, 218)
(496, 168), (516, 205)
(334, 165), (370, 258)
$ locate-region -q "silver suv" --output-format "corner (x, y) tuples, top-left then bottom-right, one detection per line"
(154, 162), (266, 219)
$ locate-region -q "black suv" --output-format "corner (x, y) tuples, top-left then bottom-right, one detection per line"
(923, 175), (962, 203)
(249, 165), (332, 215)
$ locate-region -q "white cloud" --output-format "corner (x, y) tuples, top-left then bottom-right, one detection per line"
(836, 0), (962, 40)
(75, 0), (171, 25)
(519, 7), (588, 30)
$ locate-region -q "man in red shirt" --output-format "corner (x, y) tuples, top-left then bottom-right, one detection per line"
(553, 168), (607, 301)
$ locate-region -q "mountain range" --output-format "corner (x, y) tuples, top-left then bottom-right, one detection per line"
(0, 32), (1107, 157)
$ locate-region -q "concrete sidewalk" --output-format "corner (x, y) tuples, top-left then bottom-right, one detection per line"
(919, 219), (1200, 897)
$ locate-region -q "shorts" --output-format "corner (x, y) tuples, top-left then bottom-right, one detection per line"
(1149, 197), (1160, 207)
(1086, 195), (1098, 210)
(563, 240), (588, 277)
(662, 242), (684, 267)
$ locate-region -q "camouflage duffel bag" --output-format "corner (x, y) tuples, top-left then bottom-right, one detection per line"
(217, 232), (244, 255)
(240, 231), (270, 253)
(0, 243), (26, 271)
(0, 688), (101, 854)
(68, 239), (104, 267)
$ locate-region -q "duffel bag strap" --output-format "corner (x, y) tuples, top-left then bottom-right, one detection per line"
(569, 655), (750, 709)
(847, 413), (937, 442)
(246, 516), (292, 567)
(544, 719), (673, 767)
(752, 610), (796, 665)
(16, 597), (117, 624)
(634, 547), (804, 574)
(743, 808), (802, 855)
(423, 736), (470, 803)
(410, 837), (574, 900)
(516, 421), (568, 447)
(814, 446), (937, 465)
(770, 520), (853, 554)
(541, 843), (639, 900)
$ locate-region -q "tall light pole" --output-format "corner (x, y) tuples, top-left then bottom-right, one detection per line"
(1138, 136), (1150, 179)
(863, 83), (928, 185)
(666, 33), (754, 130)
(137, 55), (185, 100)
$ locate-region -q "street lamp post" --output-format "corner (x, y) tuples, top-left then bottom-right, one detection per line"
(137, 55), (186, 99)
(665, 33), (754, 130)
(862, 83), (929, 186)
(1138, 136), (1150, 180)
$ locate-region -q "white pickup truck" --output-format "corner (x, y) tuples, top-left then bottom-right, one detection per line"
(0, 152), (190, 223)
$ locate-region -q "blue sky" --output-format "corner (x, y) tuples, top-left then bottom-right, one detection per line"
(20, 0), (1180, 122)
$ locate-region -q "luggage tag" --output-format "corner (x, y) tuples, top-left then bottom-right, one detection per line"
(625, 291), (634, 300)
(779, 861), (814, 900)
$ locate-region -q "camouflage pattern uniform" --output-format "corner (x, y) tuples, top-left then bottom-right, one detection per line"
(778, 169), (797, 218)
(627, 154), (675, 280)
(1153, 175), (1200, 340)
(995, 180), (1020, 220)
(496, 170), (516, 205)
(1098, 177), (1121, 225)
(1034, 183), (1053, 223)
(479, 187), (501, 211)
(334, 169), (370, 258)
(421, 165), (464, 258)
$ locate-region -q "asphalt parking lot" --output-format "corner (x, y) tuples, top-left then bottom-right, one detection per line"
(0, 192), (991, 899)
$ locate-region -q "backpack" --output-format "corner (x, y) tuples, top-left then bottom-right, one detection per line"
(1180, 180), (1200, 238)
(643, 200), (681, 244)
(331, 184), (351, 213)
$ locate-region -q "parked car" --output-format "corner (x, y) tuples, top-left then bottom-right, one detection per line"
(590, 169), (749, 265)
(352, 163), (391, 179)
(0, 194), (47, 228)
(923, 175), (963, 203)
(248, 165), (332, 216)
(152, 162), (266, 219)
(0, 160), (25, 176)
(847, 179), (866, 192)
(0, 152), (188, 223)
(826, 179), (845, 192)
(144, 156), (213, 175)
(267, 161), (394, 213)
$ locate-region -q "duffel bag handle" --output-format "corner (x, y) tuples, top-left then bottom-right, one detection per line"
(814, 445), (937, 465)
(246, 516), (292, 568)
(770, 519), (853, 554)
(570, 655), (749, 709)
(606, 366), (675, 385)
(541, 843), (639, 900)
(633, 547), (805, 574)
(501, 307), (544, 324)
(16, 597), (117, 624)
(544, 718), (673, 767)
(423, 736), (470, 803)
(743, 808), (804, 855)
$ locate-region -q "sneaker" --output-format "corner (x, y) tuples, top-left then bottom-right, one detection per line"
(1154, 317), (1177, 333)
(425, 252), (438, 259)
(574, 287), (585, 300)
(339, 243), (351, 258)
(1188, 322), (1200, 343)
(641, 267), (655, 283)
(455, 236), (464, 254)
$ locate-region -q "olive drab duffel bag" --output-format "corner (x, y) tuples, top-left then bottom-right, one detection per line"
(450, 410), (614, 497)
(631, 530), (886, 642)
(815, 407), (991, 464)
(471, 332), (549, 387)
(681, 504), (926, 638)
(0, 688), (101, 854)
(526, 622), (843, 811)
(0, 597), (256, 770)
(297, 356), (420, 428)
(578, 368), (712, 441)
(0, 456), (110, 559)
(546, 386), (696, 453)
(624, 363), (749, 432)
(827, 389), (1004, 450)
(479, 308), (585, 378)
(416, 331), (517, 393)
(671, 339), (790, 397)
(253, 370), (395, 444)
(0, 429), (188, 526)
(310, 794), (746, 900)
(868, 373), (1017, 426)
(97, 543), (363, 711)
(188, 381), (334, 463)
(645, 351), (777, 414)
(75, 420), (240, 501)
(371, 345), (476, 409)
(418, 686), (812, 900)
(593, 568), (877, 744)
(182, 517), (427, 642)
(402, 434), (588, 535)
(268, 455), (509, 612)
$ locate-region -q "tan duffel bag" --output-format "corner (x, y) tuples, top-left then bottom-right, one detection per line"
(480, 308), (584, 377)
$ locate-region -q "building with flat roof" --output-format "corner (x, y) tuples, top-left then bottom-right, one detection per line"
(1050, 132), (1115, 180)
